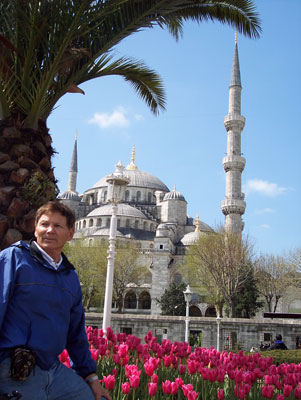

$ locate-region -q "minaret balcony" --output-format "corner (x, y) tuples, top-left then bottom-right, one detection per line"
(222, 155), (245, 172)
(224, 114), (245, 131)
(221, 199), (246, 216)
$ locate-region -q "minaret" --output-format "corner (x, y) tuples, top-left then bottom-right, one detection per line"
(221, 34), (246, 233)
(67, 131), (78, 193)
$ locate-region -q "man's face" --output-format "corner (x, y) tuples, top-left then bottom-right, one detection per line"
(34, 211), (74, 256)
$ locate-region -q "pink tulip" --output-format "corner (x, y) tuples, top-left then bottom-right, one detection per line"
(129, 374), (140, 388)
(182, 384), (194, 397)
(151, 374), (158, 383)
(171, 381), (178, 395)
(187, 390), (199, 400)
(175, 377), (184, 388)
(162, 380), (172, 395)
(103, 375), (115, 391)
(188, 360), (198, 374)
(118, 344), (128, 358)
(144, 361), (155, 377)
(148, 382), (157, 396)
(59, 349), (69, 363)
(261, 384), (274, 399)
(217, 388), (224, 400)
(276, 395), (285, 400)
(121, 382), (130, 395)
(179, 364), (186, 375)
(283, 384), (293, 397)
(164, 355), (172, 367)
(295, 387), (301, 399)
(90, 349), (99, 361)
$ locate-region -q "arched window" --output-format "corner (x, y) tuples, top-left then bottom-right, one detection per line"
(135, 220), (139, 229)
(148, 192), (152, 203)
(190, 305), (202, 317)
(103, 190), (107, 202)
(150, 223), (154, 231)
(143, 221), (147, 230)
(106, 218), (110, 227)
(138, 291), (151, 309)
(89, 219), (93, 227)
(83, 220), (86, 228)
(96, 218), (102, 227)
(126, 219), (130, 228)
(137, 191), (141, 202)
(124, 291), (137, 309)
(205, 306), (216, 317)
(125, 190), (130, 201)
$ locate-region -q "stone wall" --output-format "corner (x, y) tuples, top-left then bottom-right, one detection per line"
(85, 313), (301, 351)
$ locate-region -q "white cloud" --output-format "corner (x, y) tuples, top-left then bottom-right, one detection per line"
(259, 224), (271, 229)
(243, 179), (288, 197)
(88, 107), (129, 129)
(254, 207), (275, 215)
(134, 114), (144, 121)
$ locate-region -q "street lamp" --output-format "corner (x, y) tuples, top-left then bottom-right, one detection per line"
(183, 285), (192, 343)
(102, 161), (129, 335)
(216, 315), (221, 351)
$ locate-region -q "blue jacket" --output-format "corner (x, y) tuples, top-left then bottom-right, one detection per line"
(0, 240), (96, 377)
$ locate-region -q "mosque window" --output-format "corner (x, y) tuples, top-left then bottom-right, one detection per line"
(89, 219), (93, 227)
(124, 291), (137, 309)
(126, 219), (130, 228)
(143, 221), (147, 230)
(150, 223), (154, 231)
(97, 218), (102, 227)
(138, 291), (151, 310)
(135, 220), (139, 229)
(159, 244), (164, 250)
(137, 191), (141, 202)
(106, 218), (110, 227)
(125, 190), (130, 201)
(148, 192), (152, 203)
(103, 190), (107, 202)
(79, 221), (81, 229)
(83, 220), (86, 228)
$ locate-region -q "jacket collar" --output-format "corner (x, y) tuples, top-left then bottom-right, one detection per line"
(29, 239), (75, 271)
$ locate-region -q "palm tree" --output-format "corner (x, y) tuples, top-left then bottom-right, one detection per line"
(0, 0), (260, 248)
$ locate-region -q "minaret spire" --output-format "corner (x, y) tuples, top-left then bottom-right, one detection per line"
(67, 131), (78, 193)
(221, 35), (246, 234)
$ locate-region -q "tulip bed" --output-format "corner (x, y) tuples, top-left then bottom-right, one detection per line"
(60, 327), (301, 399)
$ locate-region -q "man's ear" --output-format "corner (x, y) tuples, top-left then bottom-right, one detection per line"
(68, 227), (75, 242)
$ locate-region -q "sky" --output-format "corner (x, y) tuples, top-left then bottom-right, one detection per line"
(48, 0), (301, 257)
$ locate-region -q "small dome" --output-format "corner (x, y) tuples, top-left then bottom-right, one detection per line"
(87, 203), (147, 219)
(58, 191), (80, 201)
(181, 230), (205, 246)
(163, 185), (186, 202)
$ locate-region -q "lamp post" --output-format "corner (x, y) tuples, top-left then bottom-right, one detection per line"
(183, 285), (192, 343)
(102, 161), (129, 335)
(216, 315), (221, 351)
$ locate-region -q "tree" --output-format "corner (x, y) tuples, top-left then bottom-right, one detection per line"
(64, 240), (108, 309)
(156, 282), (187, 316)
(0, 0), (260, 248)
(254, 254), (294, 313)
(230, 263), (263, 318)
(113, 240), (149, 312)
(185, 228), (254, 317)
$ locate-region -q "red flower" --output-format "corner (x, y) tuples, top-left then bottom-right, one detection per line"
(276, 395), (285, 400)
(103, 375), (115, 391)
(179, 364), (186, 375)
(162, 380), (172, 395)
(283, 384), (293, 397)
(151, 374), (158, 383)
(171, 382), (178, 395)
(59, 349), (69, 363)
(261, 384), (274, 399)
(164, 355), (172, 367)
(217, 388), (224, 400)
(118, 344), (128, 358)
(90, 349), (99, 362)
(188, 360), (198, 375)
(144, 361), (155, 377)
(295, 387), (301, 399)
(182, 384), (194, 397)
(121, 382), (130, 395)
(187, 390), (199, 400)
(129, 374), (140, 388)
(148, 382), (157, 397)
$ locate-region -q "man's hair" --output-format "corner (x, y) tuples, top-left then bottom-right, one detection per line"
(276, 334), (282, 341)
(35, 201), (75, 229)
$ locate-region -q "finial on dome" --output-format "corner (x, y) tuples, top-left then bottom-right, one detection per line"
(75, 129), (78, 140)
(173, 184), (177, 192)
(126, 145), (138, 170)
(235, 31), (238, 44)
(195, 214), (200, 232)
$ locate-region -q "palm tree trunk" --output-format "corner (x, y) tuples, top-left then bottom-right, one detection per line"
(0, 117), (57, 249)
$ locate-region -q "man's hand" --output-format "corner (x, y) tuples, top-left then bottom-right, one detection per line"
(86, 374), (112, 400)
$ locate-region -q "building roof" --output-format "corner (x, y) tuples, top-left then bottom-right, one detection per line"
(87, 203), (148, 219)
(57, 190), (80, 201)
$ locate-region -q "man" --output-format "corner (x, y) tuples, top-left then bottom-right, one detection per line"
(0, 201), (111, 400)
(268, 334), (288, 350)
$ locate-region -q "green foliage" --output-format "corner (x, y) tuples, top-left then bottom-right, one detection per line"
(20, 170), (58, 208)
(156, 282), (187, 316)
(259, 350), (301, 365)
(228, 264), (264, 318)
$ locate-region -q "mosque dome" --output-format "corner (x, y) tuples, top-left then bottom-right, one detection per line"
(92, 146), (169, 192)
(87, 203), (147, 219)
(57, 190), (80, 201)
(180, 215), (213, 245)
(163, 185), (186, 202)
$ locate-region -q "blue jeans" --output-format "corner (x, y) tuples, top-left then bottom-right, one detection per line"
(0, 358), (95, 400)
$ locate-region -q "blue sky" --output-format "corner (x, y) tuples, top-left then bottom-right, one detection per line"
(48, 0), (300, 257)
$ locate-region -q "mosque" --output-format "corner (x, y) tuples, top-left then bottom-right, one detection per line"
(58, 37), (246, 317)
